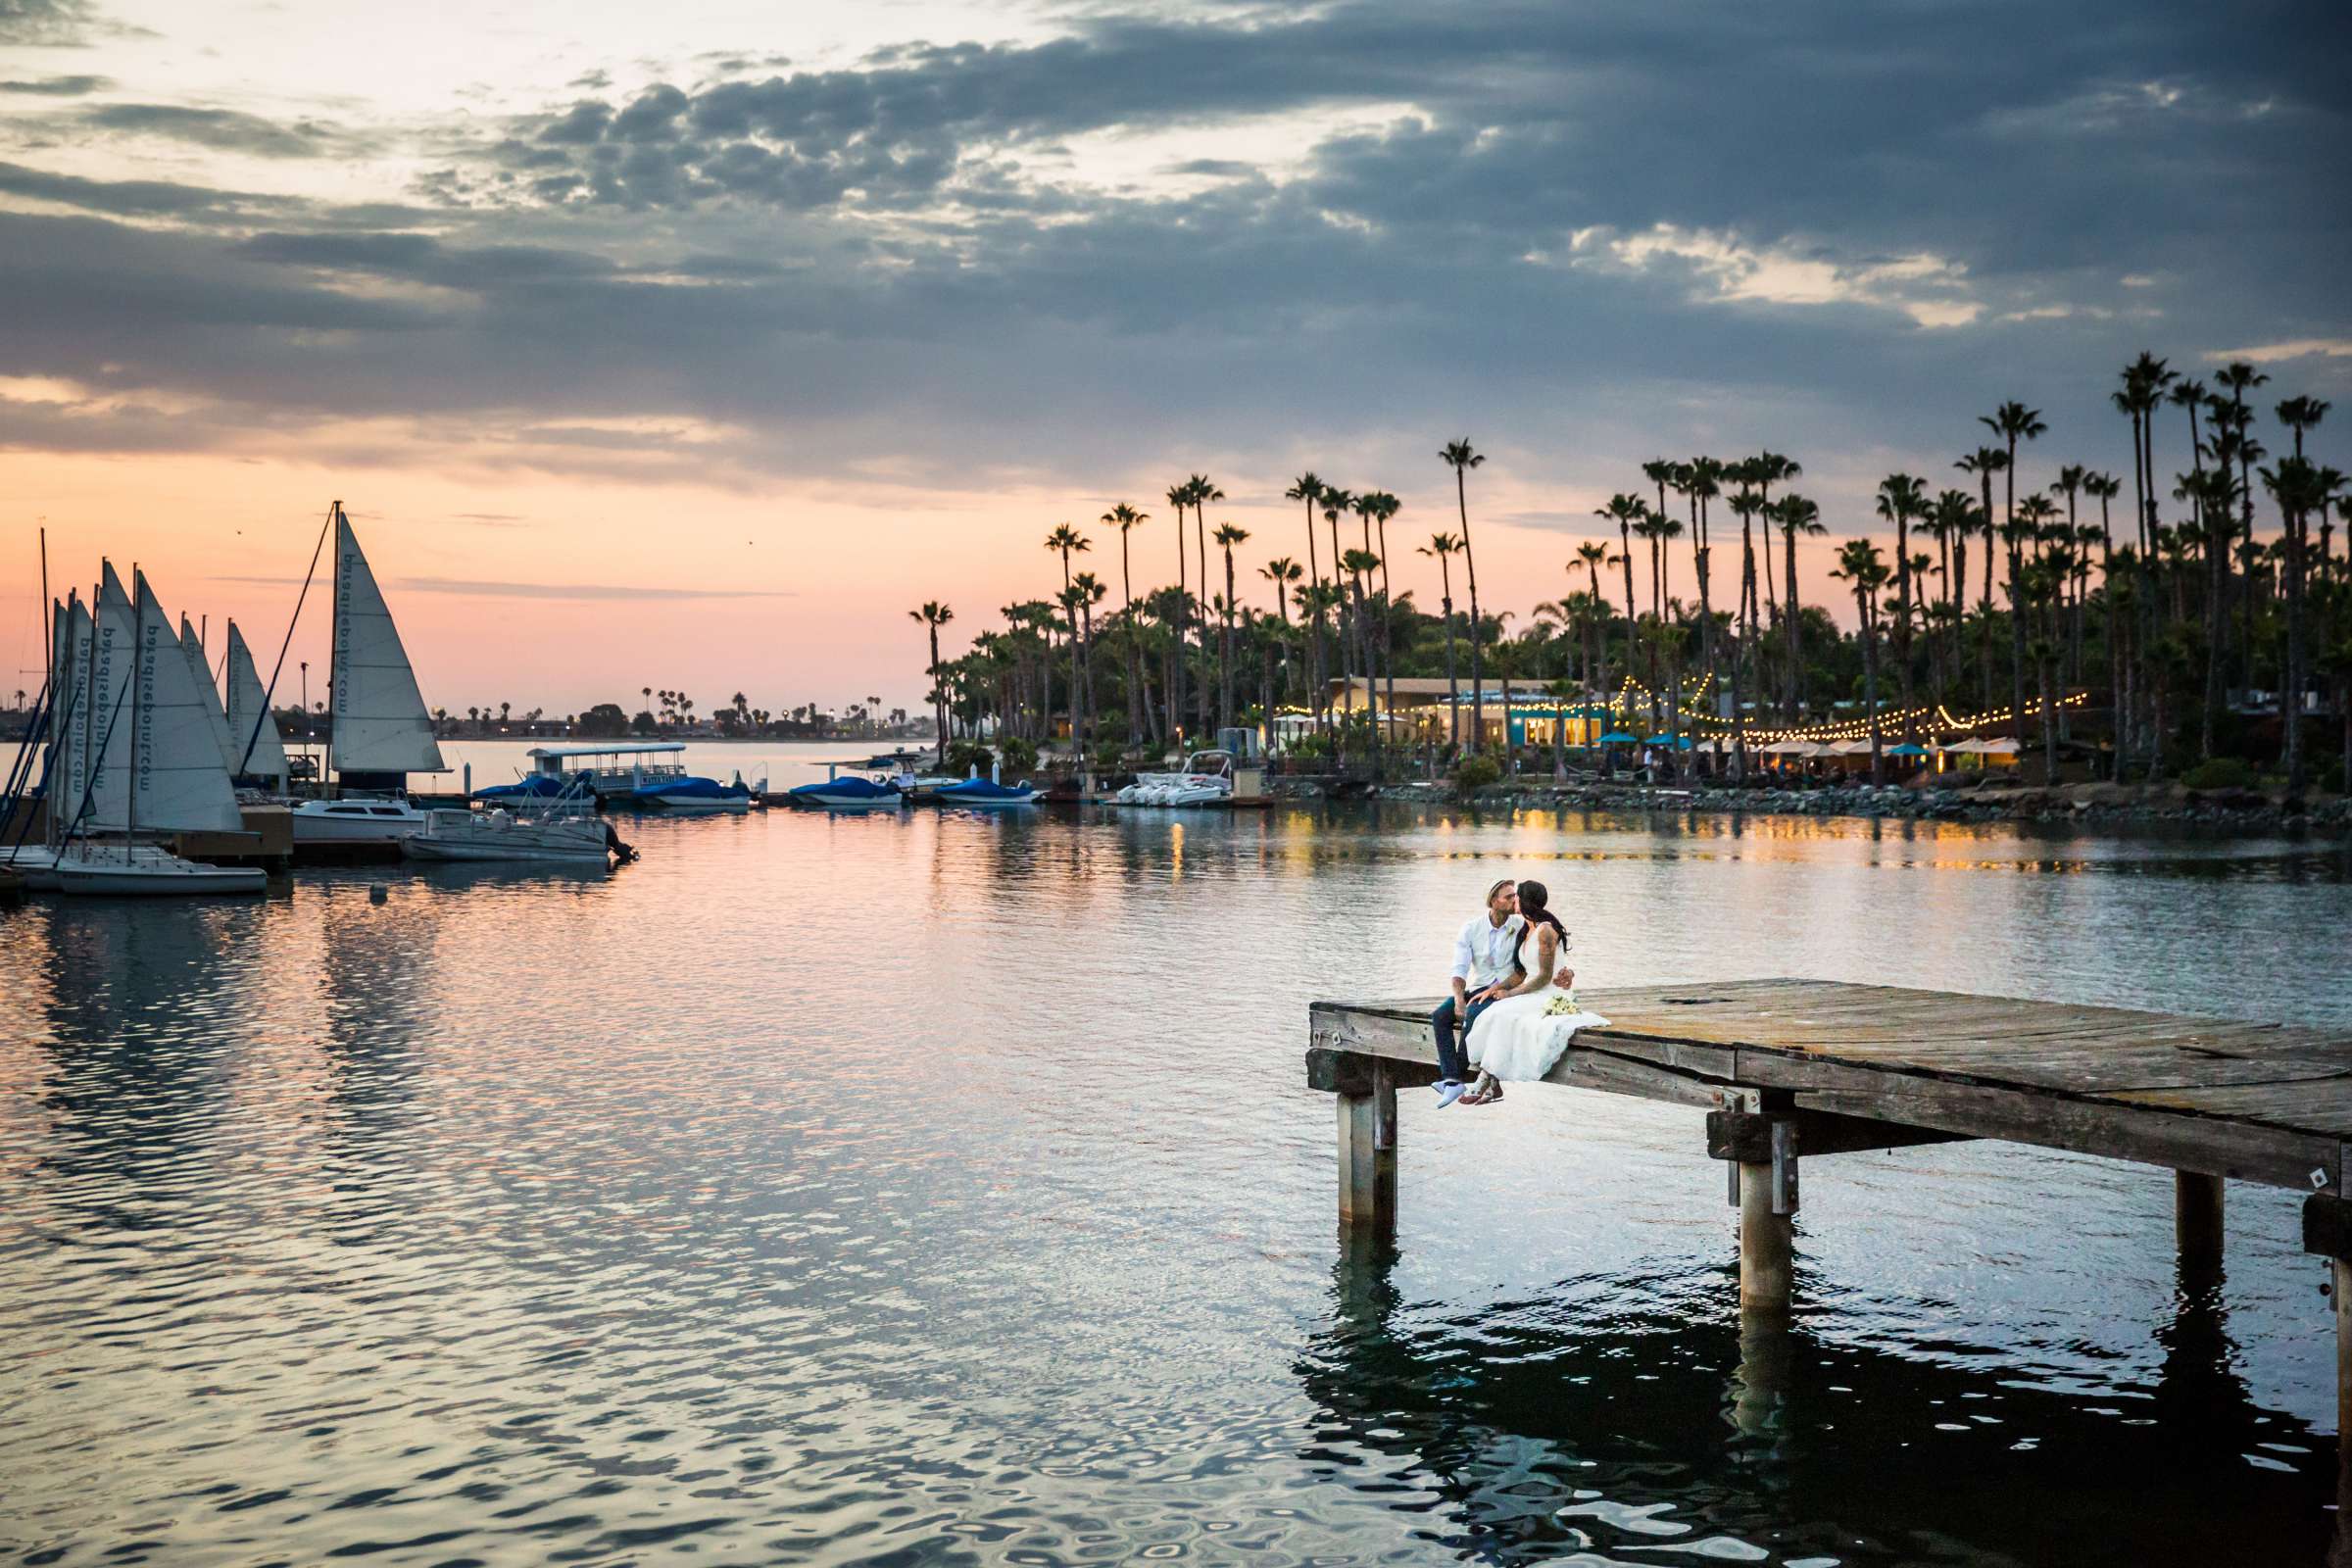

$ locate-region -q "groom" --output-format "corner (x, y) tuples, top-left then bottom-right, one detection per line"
(1429, 878), (1524, 1109)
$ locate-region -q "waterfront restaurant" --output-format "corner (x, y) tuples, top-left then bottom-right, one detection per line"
(1319, 677), (1614, 750)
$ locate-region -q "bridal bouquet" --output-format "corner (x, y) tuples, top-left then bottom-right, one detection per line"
(1544, 990), (1584, 1016)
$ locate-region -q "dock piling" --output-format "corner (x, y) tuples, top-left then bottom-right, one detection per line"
(1738, 1160), (1795, 1318)
(2175, 1170), (2225, 1286)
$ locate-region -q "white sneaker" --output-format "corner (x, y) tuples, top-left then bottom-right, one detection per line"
(1434, 1080), (1466, 1109)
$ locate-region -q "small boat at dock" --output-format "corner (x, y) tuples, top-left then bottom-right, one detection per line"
(787, 764), (906, 809)
(403, 788), (634, 864)
(932, 763), (1038, 807)
(1116, 750), (1234, 808)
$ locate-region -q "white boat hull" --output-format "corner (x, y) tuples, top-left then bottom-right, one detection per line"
(290, 799), (428, 847)
(402, 808), (612, 863)
(53, 845), (266, 896)
(403, 836), (609, 863)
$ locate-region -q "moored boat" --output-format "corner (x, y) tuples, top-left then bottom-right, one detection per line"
(787, 765), (906, 809)
(402, 799), (630, 863)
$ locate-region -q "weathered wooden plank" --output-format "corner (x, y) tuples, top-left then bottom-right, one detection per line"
(2105, 1079), (2352, 1134)
(1789, 1078), (2337, 1191)
(1707, 1108), (1974, 1161)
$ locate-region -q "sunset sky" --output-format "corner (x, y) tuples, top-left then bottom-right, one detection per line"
(3, 0), (2346, 716)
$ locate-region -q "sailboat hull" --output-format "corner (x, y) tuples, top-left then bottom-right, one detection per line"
(53, 845), (265, 896)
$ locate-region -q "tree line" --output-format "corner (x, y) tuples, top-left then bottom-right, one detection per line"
(918, 354), (2344, 792)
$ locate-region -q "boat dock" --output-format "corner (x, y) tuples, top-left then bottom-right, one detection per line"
(1307, 978), (2352, 1478)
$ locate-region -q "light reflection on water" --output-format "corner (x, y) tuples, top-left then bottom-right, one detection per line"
(0, 805), (2345, 1566)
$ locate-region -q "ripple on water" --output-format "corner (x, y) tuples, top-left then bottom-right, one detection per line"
(0, 806), (2342, 1565)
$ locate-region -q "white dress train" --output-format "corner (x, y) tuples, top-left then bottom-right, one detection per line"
(1465, 948), (1610, 1082)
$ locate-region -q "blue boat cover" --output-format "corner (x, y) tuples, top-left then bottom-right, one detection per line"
(788, 776), (898, 800)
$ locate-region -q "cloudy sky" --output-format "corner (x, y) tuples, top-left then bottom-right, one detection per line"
(2, 0), (2345, 714)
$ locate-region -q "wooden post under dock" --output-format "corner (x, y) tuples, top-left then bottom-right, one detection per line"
(1309, 979), (2352, 1496)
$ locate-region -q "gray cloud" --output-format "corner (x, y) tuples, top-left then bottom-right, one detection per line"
(0, 0), (95, 45)
(0, 0), (2344, 522)
(81, 102), (349, 157)
(0, 73), (108, 94)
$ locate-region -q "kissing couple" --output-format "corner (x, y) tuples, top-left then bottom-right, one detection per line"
(1429, 877), (1610, 1108)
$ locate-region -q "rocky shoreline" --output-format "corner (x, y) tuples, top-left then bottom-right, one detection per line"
(1271, 773), (2352, 832)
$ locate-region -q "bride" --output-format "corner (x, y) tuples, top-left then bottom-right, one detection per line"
(1460, 880), (1609, 1105)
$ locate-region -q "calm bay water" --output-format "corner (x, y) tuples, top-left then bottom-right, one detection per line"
(3, 802), (2349, 1566)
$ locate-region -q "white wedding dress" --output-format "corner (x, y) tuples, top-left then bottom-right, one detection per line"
(1465, 929), (1610, 1082)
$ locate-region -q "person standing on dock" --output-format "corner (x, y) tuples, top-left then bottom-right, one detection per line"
(1430, 879), (1524, 1108)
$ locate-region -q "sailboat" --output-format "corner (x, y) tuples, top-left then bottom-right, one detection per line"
(288, 504), (445, 856)
(52, 564), (265, 895)
(222, 619), (291, 790)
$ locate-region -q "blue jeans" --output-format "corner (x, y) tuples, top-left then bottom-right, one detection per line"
(1430, 991), (1503, 1083)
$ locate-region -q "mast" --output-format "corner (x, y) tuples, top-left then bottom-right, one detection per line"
(325, 499), (341, 791)
(127, 564), (142, 844)
(76, 576), (96, 848)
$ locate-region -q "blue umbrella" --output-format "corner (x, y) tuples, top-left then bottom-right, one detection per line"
(1886, 742), (1930, 757)
(1642, 735), (1693, 749)
(1597, 731), (1640, 744)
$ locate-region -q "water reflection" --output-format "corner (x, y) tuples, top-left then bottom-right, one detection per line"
(1305, 1236), (2328, 1565)
(0, 805), (2345, 1565)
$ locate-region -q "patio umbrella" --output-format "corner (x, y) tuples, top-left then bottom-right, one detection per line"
(1597, 731), (1640, 744)
(1886, 742), (1930, 758)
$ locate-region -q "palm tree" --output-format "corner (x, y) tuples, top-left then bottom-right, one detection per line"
(1440, 439), (1489, 752)
(2261, 455), (2324, 791)
(1102, 503), (1149, 746)
(1418, 532), (1464, 751)
(1319, 486), (1358, 751)
(1285, 473), (1327, 733)
(1595, 493), (1643, 680)
(1876, 473), (1926, 737)
(1164, 481), (1192, 740)
(1830, 537), (1891, 784)
(1360, 490), (1403, 732)
(1773, 494), (1825, 715)
(1981, 401), (2048, 734)
(1340, 547), (1385, 773)
(1213, 524), (1250, 732)
(909, 600), (955, 761)
(1046, 523), (1089, 744)
(1187, 474), (1223, 732)
(1259, 556), (1303, 702)
(2278, 395), (2330, 461)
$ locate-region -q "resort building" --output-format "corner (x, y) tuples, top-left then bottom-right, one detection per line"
(1315, 677), (1615, 749)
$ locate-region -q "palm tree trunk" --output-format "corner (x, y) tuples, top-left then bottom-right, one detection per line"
(2285, 504), (2308, 793)
(1783, 524), (1802, 717)
(1220, 548), (1237, 734)
(1457, 470), (1485, 755)
(1861, 588), (1883, 786)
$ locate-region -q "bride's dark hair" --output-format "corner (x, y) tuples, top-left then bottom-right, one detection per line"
(1513, 879), (1566, 964)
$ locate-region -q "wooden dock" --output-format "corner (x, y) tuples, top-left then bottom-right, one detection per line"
(1307, 978), (2352, 1486)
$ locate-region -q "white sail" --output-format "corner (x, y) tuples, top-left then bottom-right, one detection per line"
(49, 595), (92, 837)
(94, 569), (246, 835)
(223, 620), (291, 788)
(74, 564), (136, 837)
(180, 612), (242, 777)
(330, 514), (445, 773)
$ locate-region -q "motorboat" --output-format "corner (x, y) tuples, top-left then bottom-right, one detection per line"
(621, 774), (754, 813)
(933, 763), (1038, 807)
(54, 840), (266, 896)
(1116, 750), (1234, 808)
(787, 765), (906, 809)
(402, 798), (631, 864)
(290, 795), (430, 854)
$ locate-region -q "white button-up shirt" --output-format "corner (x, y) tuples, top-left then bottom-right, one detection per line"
(1451, 911), (1526, 990)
